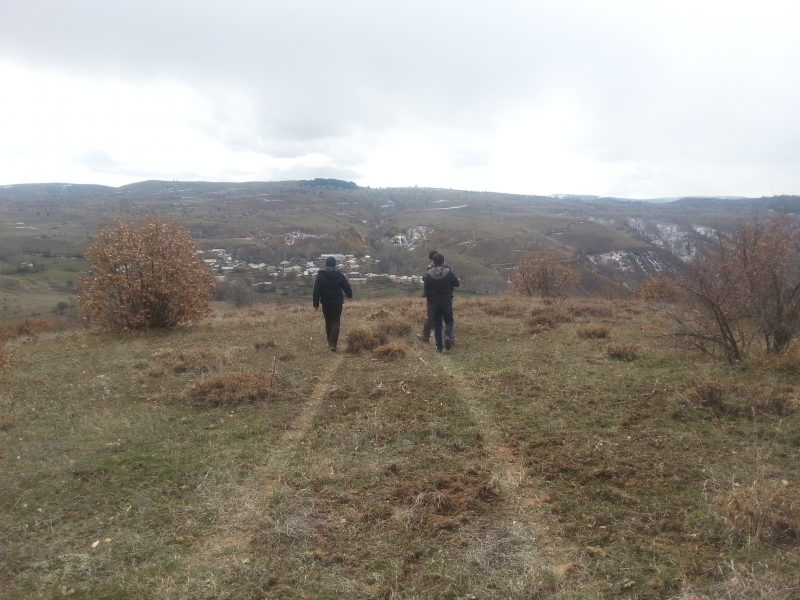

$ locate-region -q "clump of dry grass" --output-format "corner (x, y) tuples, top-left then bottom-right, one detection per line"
(277, 351), (295, 361)
(482, 302), (527, 318)
(0, 345), (10, 371)
(185, 371), (294, 407)
(254, 340), (277, 350)
(577, 326), (610, 339)
(373, 343), (408, 360)
(382, 318), (413, 337)
(722, 480), (800, 545)
(0, 416), (15, 431)
(143, 348), (228, 375)
(758, 350), (800, 375)
(345, 327), (388, 352)
(605, 344), (639, 361)
(687, 381), (795, 418)
(567, 303), (614, 319)
(367, 309), (393, 320)
(526, 306), (573, 333)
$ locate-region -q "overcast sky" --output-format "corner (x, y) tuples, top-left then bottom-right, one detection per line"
(1, 1), (798, 198)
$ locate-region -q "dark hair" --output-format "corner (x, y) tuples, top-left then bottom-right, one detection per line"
(325, 256), (336, 267)
(432, 253), (444, 266)
(428, 250), (438, 261)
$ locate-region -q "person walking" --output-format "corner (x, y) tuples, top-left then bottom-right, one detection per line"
(418, 250), (457, 344)
(423, 253), (459, 352)
(313, 256), (353, 351)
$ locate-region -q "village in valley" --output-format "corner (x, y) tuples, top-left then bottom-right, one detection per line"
(197, 248), (424, 290)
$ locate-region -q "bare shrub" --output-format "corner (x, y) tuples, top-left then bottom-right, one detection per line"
(345, 328), (388, 352)
(636, 275), (684, 303)
(509, 254), (579, 300)
(605, 344), (639, 361)
(254, 340), (277, 350)
(79, 217), (215, 330)
(722, 480), (800, 545)
(577, 327), (610, 339)
(382, 318), (413, 337)
(373, 343), (407, 360)
(185, 371), (294, 407)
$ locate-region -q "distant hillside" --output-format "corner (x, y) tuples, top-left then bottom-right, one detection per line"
(1, 179), (790, 315)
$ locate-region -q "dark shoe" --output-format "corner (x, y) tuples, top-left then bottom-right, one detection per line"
(417, 334), (429, 342)
(444, 337), (452, 351)
(329, 345), (337, 352)
(436, 348), (443, 352)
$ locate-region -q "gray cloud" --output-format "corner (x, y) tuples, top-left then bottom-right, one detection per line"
(1, 1), (799, 195)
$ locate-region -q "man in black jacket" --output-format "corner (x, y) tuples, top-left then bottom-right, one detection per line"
(423, 253), (459, 352)
(313, 256), (353, 351)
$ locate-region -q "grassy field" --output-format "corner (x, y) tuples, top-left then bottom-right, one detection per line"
(2, 296), (799, 599)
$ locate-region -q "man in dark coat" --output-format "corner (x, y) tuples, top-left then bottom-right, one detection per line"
(313, 256), (353, 351)
(423, 253), (459, 352)
(418, 250), (457, 344)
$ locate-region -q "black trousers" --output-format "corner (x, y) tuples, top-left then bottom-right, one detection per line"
(322, 304), (343, 347)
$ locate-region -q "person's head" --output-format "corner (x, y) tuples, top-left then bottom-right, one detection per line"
(432, 253), (445, 266)
(325, 256), (336, 267)
(428, 250), (438, 262)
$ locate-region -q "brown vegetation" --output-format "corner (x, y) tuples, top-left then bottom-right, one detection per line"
(605, 344), (639, 361)
(185, 371), (294, 407)
(79, 217), (215, 330)
(345, 327), (388, 352)
(723, 480), (800, 545)
(373, 343), (407, 360)
(577, 326), (610, 339)
(509, 254), (578, 300)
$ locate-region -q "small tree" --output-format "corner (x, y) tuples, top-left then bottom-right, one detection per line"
(509, 254), (578, 300)
(79, 217), (215, 330)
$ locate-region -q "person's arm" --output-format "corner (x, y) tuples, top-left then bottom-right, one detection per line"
(340, 273), (353, 299)
(312, 275), (321, 308)
(449, 270), (460, 288)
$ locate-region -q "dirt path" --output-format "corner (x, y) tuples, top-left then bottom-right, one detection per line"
(435, 353), (579, 576)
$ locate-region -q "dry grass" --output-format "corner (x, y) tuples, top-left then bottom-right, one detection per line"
(373, 342), (408, 360)
(0, 317), (52, 341)
(722, 480), (800, 545)
(687, 381), (795, 418)
(0, 416), (15, 430)
(345, 327), (388, 352)
(526, 306), (573, 333)
(254, 339), (277, 350)
(185, 371), (295, 407)
(605, 343), (639, 361)
(0, 344), (10, 370)
(382, 318), (413, 337)
(576, 326), (610, 339)
(135, 347), (228, 376)
(366, 309), (393, 320)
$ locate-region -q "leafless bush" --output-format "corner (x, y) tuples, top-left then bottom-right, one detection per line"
(345, 328), (388, 352)
(509, 254), (578, 301)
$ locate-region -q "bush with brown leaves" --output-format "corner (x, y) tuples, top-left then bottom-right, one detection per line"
(79, 217), (215, 330)
(0, 318), (51, 341)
